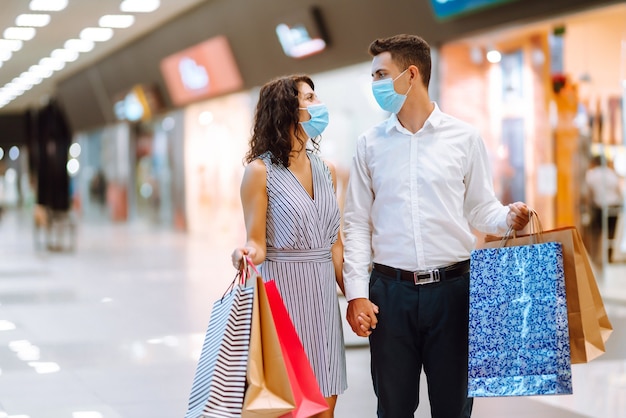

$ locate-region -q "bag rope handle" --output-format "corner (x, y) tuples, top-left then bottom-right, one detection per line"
(221, 256), (260, 299)
(499, 208), (542, 248)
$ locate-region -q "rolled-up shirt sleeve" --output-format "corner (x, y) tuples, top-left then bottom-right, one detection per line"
(342, 137), (374, 301)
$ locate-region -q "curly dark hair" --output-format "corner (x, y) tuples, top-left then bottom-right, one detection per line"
(369, 34), (431, 88)
(245, 74), (320, 167)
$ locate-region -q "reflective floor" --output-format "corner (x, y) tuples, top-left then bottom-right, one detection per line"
(0, 208), (624, 418)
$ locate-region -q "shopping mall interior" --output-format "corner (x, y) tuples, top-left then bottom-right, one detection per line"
(0, 0), (625, 417)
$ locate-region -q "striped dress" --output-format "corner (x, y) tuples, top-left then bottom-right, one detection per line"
(258, 151), (347, 397)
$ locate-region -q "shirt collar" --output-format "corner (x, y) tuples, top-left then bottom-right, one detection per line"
(385, 102), (443, 134)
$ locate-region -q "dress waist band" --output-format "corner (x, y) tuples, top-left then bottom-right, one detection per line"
(265, 247), (332, 263)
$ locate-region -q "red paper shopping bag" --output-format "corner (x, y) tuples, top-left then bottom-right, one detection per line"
(264, 280), (329, 418)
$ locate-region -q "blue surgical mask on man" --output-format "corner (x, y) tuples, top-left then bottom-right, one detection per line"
(371, 69), (412, 114)
(299, 103), (329, 138)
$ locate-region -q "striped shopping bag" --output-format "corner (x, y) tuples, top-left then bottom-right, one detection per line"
(184, 271), (254, 418)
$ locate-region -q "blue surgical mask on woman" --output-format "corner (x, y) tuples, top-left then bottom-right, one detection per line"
(371, 69), (412, 114)
(299, 103), (329, 138)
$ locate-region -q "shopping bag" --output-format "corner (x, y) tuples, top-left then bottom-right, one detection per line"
(264, 280), (329, 418)
(468, 237), (572, 397)
(185, 270), (254, 418)
(242, 274), (296, 417)
(482, 225), (613, 363)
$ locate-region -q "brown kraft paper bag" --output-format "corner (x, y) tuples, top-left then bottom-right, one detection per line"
(242, 275), (296, 417)
(481, 226), (612, 364)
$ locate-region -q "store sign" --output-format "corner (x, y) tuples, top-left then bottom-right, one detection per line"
(429, 0), (518, 21)
(160, 35), (243, 106)
(113, 84), (162, 122)
(275, 7), (328, 59)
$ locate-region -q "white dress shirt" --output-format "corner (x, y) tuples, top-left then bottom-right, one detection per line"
(342, 103), (509, 301)
(585, 166), (623, 208)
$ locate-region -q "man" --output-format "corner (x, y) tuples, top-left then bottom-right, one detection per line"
(585, 154), (623, 263)
(342, 34), (530, 418)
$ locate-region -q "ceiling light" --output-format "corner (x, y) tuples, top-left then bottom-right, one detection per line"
(120, 0), (160, 13)
(99, 15), (135, 29)
(29, 64), (53, 78)
(1, 92), (18, 101)
(80, 27), (114, 42)
(0, 50), (12, 61)
(0, 39), (24, 52)
(51, 48), (79, 62)
(486, 49), (502, 64)
(19, 72), (43, 86)
(16, 14), (51, 27)
(14, 75), (35, 88)
(39, 57), (66, 71)
(64, 38), (94, 53)
(30, 0), (68, 12)
(4, 27), (37, 41)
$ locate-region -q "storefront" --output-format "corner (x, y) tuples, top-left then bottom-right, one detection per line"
(74, 123), (132, 223)
(438, 2), (626, 270)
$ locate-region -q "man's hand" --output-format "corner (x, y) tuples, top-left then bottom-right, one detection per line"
(346, 298), (379, 337)
(507, 202), (530, 231)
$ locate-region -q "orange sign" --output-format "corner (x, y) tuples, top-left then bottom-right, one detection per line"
(160, 35), (243, 106)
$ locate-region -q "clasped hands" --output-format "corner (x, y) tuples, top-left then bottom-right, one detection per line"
(346, 297), (379, 337)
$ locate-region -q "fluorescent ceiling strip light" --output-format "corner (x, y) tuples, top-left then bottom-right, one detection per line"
(80, 27), (114, 42)
(4, 27), (37, 41)
(51, 48), (79, 62)
(16, 14), (51, 27)
(29, 64), (53, 78)
(39, 57), (66, 71)
(19, 72), (43, 86)
(99, 15), (135, 29)
(64, 38), (94, 53)
(120, 0), (160, 13)
(0, 39), (24, 52)
(5, 82), (26, 94)
(0, 50), (12, 61)
(30, 0), (68, 12)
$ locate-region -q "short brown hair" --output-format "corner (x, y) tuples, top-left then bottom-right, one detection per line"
(369, 34), (431, 88)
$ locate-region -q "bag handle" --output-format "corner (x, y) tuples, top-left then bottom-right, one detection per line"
(221, 256), (260, 299)
(499, 208), (542, 248)
(240, 256), (259, 283)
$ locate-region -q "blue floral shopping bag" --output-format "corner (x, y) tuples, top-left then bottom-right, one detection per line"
(468, 240), (572, 397)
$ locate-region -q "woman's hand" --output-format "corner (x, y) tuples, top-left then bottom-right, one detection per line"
(231, 247), (257, 269)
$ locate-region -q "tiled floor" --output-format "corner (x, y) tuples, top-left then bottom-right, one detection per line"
(0, 208), (624, 418)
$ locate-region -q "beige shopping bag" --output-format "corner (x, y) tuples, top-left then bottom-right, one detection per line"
(482, 223), (612, 364)
(242, 274), (296, 417)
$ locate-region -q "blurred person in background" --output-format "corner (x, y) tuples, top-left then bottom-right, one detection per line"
(342, 34), (529, 418)
(585, 154), (624, 263)
(231, 74), (346, 417)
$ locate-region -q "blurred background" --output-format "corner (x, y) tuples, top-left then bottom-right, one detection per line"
(0, 0), (625, 417)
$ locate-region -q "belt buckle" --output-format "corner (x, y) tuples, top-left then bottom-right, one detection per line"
(413, 269), (440, 285)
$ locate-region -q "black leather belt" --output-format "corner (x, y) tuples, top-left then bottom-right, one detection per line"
(373, 259), (470, 285)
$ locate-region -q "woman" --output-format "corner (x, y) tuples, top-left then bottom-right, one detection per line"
(232, 74), (347, 417)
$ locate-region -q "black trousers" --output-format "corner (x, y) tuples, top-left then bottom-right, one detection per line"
(368, 267), (473, 418)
